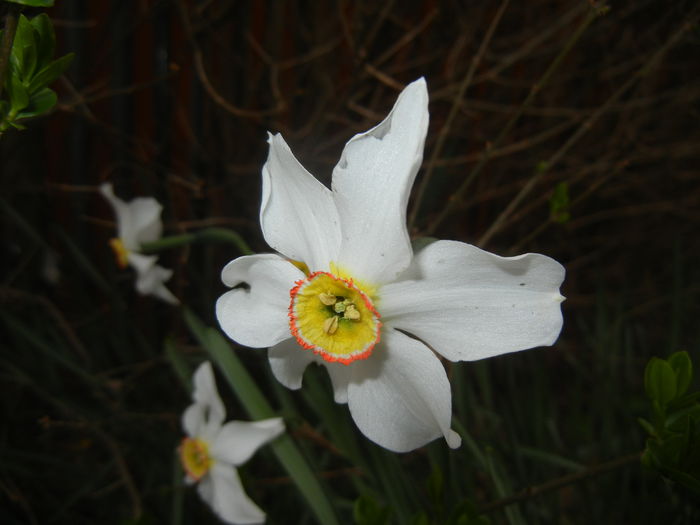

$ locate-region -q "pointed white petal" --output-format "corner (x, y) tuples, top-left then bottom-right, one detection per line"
(260, 133), (340, 271)
(332, 78), (429, 284)
(191, 362), (225, 438)
(99, 183), (163, 249)
(268, 338), (315, 390)
(347, 329), (459, 452)
(200, 464), (266, 525)
(216, 254), (302, 348)
(380, 240), (565, 362)
(127, 197), (163, 245)
(182, 402), (205, 437)
(268, 339), (350, 403)
(325, 361), (351, 404)
(210, 418), (284, 466)
(129, 253), (178, 304)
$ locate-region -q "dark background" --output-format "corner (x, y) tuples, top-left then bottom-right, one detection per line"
(2, 1), (699, 523)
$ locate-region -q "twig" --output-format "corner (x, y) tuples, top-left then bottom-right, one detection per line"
(176, 0), (284, 119)
(479, 452), (640, 514)
(409, 0), (510, 229)
(423, 5), (602, 236)
(0, 4), (20, 103)
(477, 10), (699, 247)
(0, 287), (91, 364)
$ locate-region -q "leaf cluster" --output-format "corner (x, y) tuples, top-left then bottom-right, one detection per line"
(0, 12), (72, 132)
(639, 351), (700, 496)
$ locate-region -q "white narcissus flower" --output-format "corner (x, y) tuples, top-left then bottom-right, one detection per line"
(216, 78), (565, 453)
(180, 361), (285, 525)
(100, 182), (178, 304)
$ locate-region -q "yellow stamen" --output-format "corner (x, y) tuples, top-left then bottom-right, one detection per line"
(109, 238), (130, 269)
(319, 292), (337, 306)
(323, 315), (339, 335)
(344, 304), (361, 320)
(289, 271), (381, 364)
(179, 437), (212, 481)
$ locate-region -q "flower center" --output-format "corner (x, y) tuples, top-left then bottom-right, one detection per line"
(289, 271), (381, 364)
(109, 238), (130, 269)
(180, 437), (212, 481)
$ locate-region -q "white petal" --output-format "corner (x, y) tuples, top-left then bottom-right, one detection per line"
(129, 253), (178, 304)
(182, 402), (205, 437)
(332, 78), (429, 284)
(380, 240), (565, 362)
(210, 418), (284, 466)
(324, 362), (351, 404)
(268, 339), (351, 404)
(191, 362), (225, 438)
(199, 464), (266, 525)
(268, 338), (315, 390)
(100, 183), (163, 249)
(260, 133), (340, 271)
(216, 254), (302, 348)
(347, 329), (459, 452)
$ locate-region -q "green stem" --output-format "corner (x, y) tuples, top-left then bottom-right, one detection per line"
(139, 227), (252, 255)
(0, 3), (20, 101)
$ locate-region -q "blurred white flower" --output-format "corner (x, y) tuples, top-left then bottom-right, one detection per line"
(100, 182), (178, 304)
(180, 361), (284, 525)
(216, 78), (565, 452)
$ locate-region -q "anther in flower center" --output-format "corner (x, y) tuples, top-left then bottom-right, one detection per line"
(289, 271), (381, 364)
(109, 238), (130, 269)
(180, 437), (212, 480)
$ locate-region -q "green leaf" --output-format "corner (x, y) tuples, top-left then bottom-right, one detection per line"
(5, 0), (55, 6)
(410, 512), (430, 525)
(183, 309), (341, 525)
(644, 357), (677, 406)
(447, 501), (491, 525)
(29, 13), (55, 68)
(164, 338), (193, 395)
(353, 494), (391, 525)
(637, 417), (656, 437)
(668, 351), (693, 396)
(7, 74), (29, 112)
(8, 120), (26, 130)
(549, 181), (571, 223)
(28, 53), (74, 94)
(426, 465), (444, 508)
(16, 87), (56, 119)
(10, 15), (37, 81)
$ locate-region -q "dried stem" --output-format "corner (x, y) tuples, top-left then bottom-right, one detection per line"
(478, 10), (699, 247)
(423, 5), (602, 236)
(0, 4), (19, 104)
(479, 452), (640, 514)
(409, 0), (510, 229)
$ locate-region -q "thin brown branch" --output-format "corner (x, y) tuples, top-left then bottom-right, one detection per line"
(0, 4), (19, 102)
(409, 0), (510, 228)
(477, 10), (699, 247)
(423, 5), (602, 236)
(479, 452), (640, 514)
(176, 0), (285, 120)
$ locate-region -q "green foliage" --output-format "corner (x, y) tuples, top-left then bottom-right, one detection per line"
(1, 13), (73, 132)
(353, 494), (392, 525)
(640, 351), (700, 497)
(5, 0), (54, 5)
(549, 181), (571, 223)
